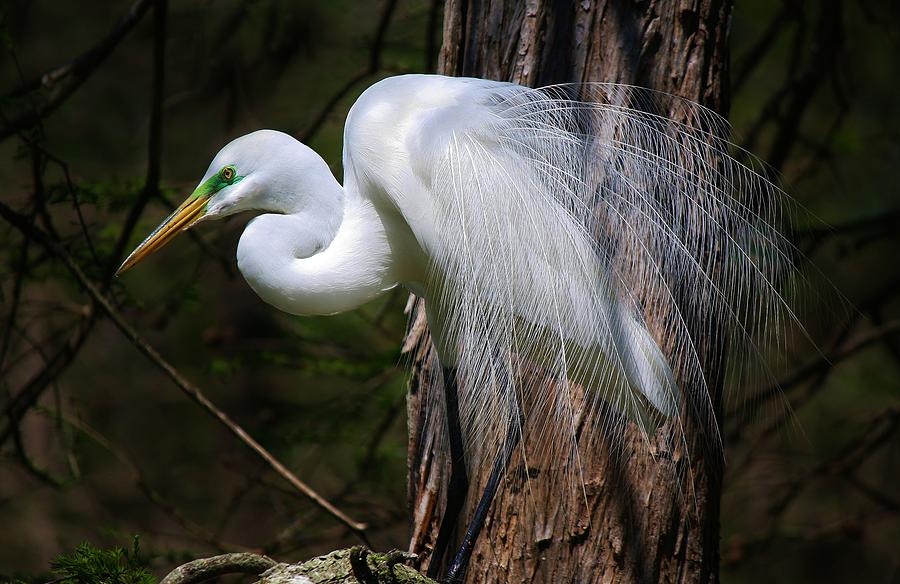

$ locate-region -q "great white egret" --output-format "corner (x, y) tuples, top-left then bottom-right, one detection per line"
(118, 74), (798, 580)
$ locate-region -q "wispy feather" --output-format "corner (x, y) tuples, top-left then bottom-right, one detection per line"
(420, 82), (805, 485)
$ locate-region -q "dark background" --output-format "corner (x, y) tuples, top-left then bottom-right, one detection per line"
(0, 1), (897, 582)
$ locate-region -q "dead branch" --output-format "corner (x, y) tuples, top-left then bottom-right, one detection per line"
(297, 0), (398, 142)
(733, 318), (900, 435)
(0, 311), (96, 446)
(36, 406), (252, 552)
(731, 0), (796, 93)
(160, 548), (431, 584)
(160, 553), (277, 584)
(103, 0), (168, 282)
(0, 0), (154, 142)
(0, 200), (368, 536)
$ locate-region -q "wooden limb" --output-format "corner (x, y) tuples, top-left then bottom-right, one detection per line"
(103, 0), (168, 282)
(0, 0), (154, 142)
(0, 200), (368, 537)
(731, 0), (795, 93)
(36, 406), (251, 552)
(160, 549), (431, 584)
(160, 553), (277, 584)
(297, 0), (398, 142)
(0, 207), (38, 379)
(0, 310), (97, 446)
(253, 548), (431, 584)
(410, 1), (733, 581)
(733, 319), (900, 434)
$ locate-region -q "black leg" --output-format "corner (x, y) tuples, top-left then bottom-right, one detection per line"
(427, 367), (470, 579)
(445, 401), (520, 583)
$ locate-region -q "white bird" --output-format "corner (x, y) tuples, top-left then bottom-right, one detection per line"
(118, 74), (798, 579)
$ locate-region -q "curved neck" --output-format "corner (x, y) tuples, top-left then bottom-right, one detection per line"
(236, 186), (399, 316)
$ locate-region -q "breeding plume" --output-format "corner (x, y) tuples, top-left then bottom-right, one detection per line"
(118, 74), (798, 580)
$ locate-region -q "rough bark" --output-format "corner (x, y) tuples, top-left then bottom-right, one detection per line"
(405, 1), (732, 583)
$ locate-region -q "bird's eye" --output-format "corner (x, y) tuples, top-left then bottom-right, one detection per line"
(222, 166), (235, 181)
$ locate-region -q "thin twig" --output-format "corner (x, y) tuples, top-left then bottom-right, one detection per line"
(0, 208), (38, 385)
(103, 0), (168, 282)
(297, 0), (398, 142)
(731, 0), (794, 93)
(36, 406), (251, 552)
(0, 311), (97, 446)
(753, 319), (898, 408)
(0, 0), (154, 142)
(8, 419), (68, 488)
(766, 407), (899, 518)
(42, 148), (102, 267)
(0, 200), (368, 536)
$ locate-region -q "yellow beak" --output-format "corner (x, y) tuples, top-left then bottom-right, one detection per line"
(116, 192), (211, 276)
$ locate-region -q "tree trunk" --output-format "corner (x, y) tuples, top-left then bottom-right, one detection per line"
(405, 1), (732, 582)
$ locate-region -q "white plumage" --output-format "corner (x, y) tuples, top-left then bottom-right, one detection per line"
(121, 73), (800, 490)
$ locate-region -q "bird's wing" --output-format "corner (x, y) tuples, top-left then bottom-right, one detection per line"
(395, 80), (801, 459)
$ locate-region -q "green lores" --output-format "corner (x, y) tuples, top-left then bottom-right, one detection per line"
(194, 164), (244, 204)
(115, 165), (245, 275)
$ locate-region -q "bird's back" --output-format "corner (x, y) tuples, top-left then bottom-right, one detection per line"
(342, 74), (798, 467)
(343, 75), (513, 256)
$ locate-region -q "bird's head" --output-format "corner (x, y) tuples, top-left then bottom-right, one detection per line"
(117, 129), (332, 275)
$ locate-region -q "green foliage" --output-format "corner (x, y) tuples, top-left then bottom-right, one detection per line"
(207, 356), (243, 379)
(0, 3), (12, 51)
(49, 537), (155, 584)
(0, 1), (895, 582)
(60, 178), (144, 213)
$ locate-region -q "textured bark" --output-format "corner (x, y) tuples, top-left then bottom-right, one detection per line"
(405, 1), (732, 582)
(256, 549), (435, 584)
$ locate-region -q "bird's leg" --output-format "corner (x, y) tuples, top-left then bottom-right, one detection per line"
(427, 367), (470, 579)
(445, 395), (521, 583)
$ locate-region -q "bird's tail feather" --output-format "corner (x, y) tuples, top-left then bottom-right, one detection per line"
(421, 81), (809, 494)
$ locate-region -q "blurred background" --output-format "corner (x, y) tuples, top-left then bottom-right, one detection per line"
(0, 0), (897, 582)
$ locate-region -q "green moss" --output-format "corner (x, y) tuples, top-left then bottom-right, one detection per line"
(258, 547), (436, 584)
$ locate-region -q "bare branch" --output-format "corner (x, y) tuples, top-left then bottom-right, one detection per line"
(297, 0), (398, 142)
(38, 406), (252, 552)
(766, 407), (899, 518)
(733, 318), (900, 435)
(0, 0), (154, 142)
(0, 208), (38, 381)
(160, 553), (277, 584)
(0, 200), (368, 536)
(0, 312), (97, 446)
(731, 1), (794, 93)
(165, 548), (435, 584)
(103, 0), (168, 282)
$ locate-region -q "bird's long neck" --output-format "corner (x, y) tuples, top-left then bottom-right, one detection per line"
(236, 179), (399, 316)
